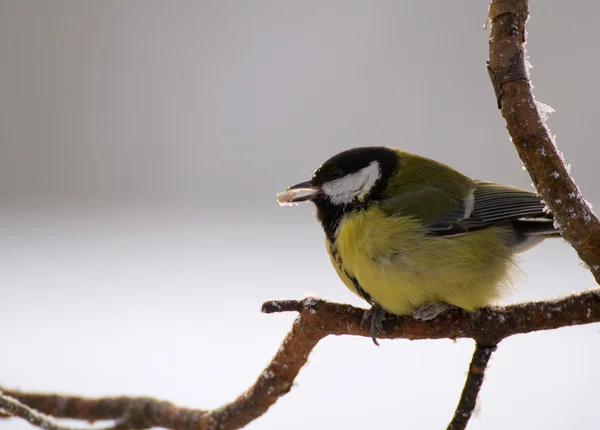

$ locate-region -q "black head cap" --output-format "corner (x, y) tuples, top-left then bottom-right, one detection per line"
(311, 146), (398, 200)
(310, 147), (399, 241)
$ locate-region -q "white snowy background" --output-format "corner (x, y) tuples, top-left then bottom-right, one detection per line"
(2, 1), (599, 429)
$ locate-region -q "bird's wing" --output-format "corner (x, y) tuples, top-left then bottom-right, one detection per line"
(380, 181), (551, 237)
(379, 185), (476, 236)
(468, 181), (550, 224)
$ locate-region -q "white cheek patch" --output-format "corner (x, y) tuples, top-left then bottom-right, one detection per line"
(322, 161), (381, 205)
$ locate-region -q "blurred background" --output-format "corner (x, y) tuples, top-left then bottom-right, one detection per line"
(1, 1), (599, 429)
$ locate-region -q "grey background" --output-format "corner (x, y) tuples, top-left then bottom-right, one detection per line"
(1, 1), (599, 429)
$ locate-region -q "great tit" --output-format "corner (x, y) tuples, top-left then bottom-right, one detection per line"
(277, 146), (560, 344)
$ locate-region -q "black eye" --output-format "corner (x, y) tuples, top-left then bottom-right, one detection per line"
(330, 168), (343, 180)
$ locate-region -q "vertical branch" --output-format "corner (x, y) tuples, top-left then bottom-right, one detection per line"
(447, 344), (497, 430)
(487, 0), (600, 283)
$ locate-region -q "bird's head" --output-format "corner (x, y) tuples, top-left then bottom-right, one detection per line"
(278, 147), (399, 236)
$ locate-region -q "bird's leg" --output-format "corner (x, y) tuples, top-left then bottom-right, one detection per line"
(412, 302), (451, 321)
(361, 305), (387, 346)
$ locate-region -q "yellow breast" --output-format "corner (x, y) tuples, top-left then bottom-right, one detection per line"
(326, 207), (516, 315)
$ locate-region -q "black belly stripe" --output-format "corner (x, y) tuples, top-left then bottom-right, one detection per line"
(348, 274), (374, 306)
(331, 246), (375, 306)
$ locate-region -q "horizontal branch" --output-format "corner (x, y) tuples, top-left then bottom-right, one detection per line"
(263, 290), (600, 345)
(487, 0), (600, 283)
(4, 291), (599, 430)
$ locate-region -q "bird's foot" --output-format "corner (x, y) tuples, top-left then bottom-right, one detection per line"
(412, 302), (451, 321)
(361, 306), (387, 346)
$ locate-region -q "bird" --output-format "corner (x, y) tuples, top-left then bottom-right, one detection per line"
(277, 146), (561, 345)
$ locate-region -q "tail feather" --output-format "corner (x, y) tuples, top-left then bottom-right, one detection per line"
(510, 219), (561, 253)
(514, 219), (560, 236)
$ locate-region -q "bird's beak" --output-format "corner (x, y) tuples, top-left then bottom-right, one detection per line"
(277, 180), (322, 206)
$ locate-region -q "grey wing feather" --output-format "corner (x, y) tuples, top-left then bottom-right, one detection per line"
(469, 181), (551, 224)
(434, 181), (557, 237)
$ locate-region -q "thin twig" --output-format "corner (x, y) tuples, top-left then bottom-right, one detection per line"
(447, 344), (497, 430)
(261, 299), (305, 313)
(0, 392), (208, 430)
(0, 392), (118, 430)
(487, 0), (600, 283)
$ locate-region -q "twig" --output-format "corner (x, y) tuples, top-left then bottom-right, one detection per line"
(0, 392), (208, 430)
(0, 392), (117, 430)
(260, 299), (305, 313)
(487, 0), (600, 283)
(3, 292), (600, 430)
(447, 344), (497, 430)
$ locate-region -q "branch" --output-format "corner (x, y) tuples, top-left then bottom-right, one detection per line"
(447, 344), (496, 430)
(3, 292), (600, 430)
(1, 304), (322, 430)
(262, 290), (600, 344)
(487, 0), (600, 283)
